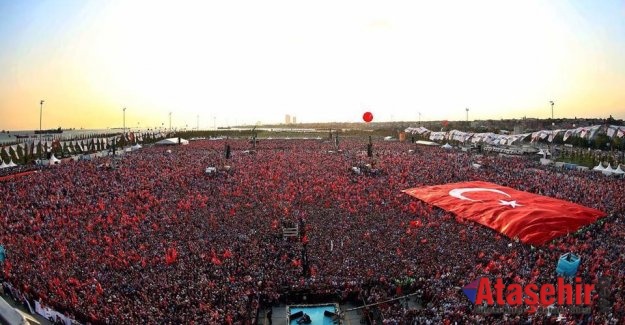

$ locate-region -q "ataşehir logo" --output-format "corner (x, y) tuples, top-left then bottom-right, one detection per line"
(462, 277), (595, 307)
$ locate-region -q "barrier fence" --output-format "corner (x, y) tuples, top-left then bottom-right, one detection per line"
(2, 282), (80, 325)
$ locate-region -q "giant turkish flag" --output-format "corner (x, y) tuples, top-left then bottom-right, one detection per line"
(403, 181), (606, 245)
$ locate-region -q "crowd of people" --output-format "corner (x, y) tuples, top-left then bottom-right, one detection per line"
(1, 138), (624, 324)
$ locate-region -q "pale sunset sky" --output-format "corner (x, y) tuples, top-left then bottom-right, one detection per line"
(0, 0), (624, 130)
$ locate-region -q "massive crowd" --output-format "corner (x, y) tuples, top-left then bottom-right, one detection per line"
(1, 138), (624, 324)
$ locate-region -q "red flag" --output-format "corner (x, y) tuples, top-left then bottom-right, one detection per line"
(3, 260), (12, 277)
(409, 220), (422, 228)
(403, 181), (606, 245)
(69, 292), (78, 306)
(96, 282), (104, 295)
(210, 249), (222, 265)
(165, 247), (178, 265)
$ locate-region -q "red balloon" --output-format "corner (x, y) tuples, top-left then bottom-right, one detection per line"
(363, 112), (373, 123)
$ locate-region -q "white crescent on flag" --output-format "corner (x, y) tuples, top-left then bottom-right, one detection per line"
(449, 187), (523, 208)
(449, 188), (511, 201)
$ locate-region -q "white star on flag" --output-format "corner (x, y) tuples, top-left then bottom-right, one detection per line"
(499, 200), (522, 208)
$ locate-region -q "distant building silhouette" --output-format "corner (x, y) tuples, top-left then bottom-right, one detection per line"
(285, 114), (291, 124)
(292, 116), (296, 124)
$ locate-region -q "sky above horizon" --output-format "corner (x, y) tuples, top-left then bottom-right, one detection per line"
(1, 0), (624, 130)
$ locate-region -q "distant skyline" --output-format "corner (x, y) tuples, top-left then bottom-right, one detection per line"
(1, 0), (625, 130)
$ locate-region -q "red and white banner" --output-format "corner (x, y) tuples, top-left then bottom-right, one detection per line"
(403, 181), (606, 245)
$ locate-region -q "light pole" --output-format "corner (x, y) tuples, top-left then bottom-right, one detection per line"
(169, 112), (172, 133)
(465, 108), (469, 123)
(39, 100), (44, 159)
(418, 112), (421, 126)
(549, 101), (554, 119)
(123, 107), (126, 140)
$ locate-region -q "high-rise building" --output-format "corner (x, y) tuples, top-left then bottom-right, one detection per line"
(292, 116), (296, 124)
(285, 114), (291, 124)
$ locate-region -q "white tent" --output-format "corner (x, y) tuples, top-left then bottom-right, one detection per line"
(131, 144), (142, 150)
(155, 138), (189, 146)
(605, 164), (616, 173)
(50, 154), (61, 165)
(0, 160), (8, 169)
(7, 159), (17, 167)
(415, 140), (440, 146)
(614, 165), (625, 175)
(536, 149), (551, 157)
(592, 162), (605, 171)
(441, 143), (453, 149)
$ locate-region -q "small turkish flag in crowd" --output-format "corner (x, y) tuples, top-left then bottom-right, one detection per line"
(403, 181), (606, 245)
(165, 247), (178, 265)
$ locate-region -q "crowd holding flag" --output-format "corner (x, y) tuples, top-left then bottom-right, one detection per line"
(403, 181), (607, 245)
